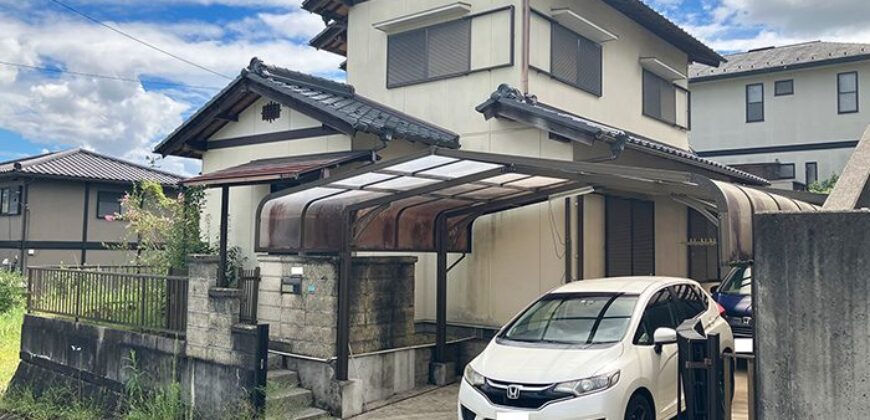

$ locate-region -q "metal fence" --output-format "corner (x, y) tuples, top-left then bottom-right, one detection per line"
(27, 266), (188, 335)
(238, 268), (260, 325)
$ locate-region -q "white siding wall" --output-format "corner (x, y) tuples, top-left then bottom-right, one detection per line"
(690, 61), (870, 185)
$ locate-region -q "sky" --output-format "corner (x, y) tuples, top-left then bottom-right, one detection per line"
(1, 0), (869, 176)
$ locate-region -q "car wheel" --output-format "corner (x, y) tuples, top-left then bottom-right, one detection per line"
(625, 393), (653, 420)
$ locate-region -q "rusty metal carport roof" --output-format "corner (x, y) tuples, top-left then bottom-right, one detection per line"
(256, 147), (820, 265)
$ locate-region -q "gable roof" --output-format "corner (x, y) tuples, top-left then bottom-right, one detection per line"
(476, 84), (768, 186)
(303, 0), (724, 66)
(690, 41), (870, 82)
(154, 58), (459, 159)
(0, 149), (183, 185)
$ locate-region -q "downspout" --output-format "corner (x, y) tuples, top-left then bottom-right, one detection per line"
(520, 0), (530, 94)
(18, 180), (29, 273)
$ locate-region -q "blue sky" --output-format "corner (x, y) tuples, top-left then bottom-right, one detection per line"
(1, 0), (868, 175)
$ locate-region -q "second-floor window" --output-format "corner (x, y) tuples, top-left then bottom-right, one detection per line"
(550, 24), (602, 96)
(838, 71), (858, 114)
(774, 79), (794, 96)
(0, 187), (21, 216)
(746, 83), (764, 122)
(387, 19), (471, 88)
(642, 70), (677, 124)
(97, 191), (125, 220)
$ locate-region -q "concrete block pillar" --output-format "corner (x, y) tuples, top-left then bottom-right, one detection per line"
(186, 255), (245, 366)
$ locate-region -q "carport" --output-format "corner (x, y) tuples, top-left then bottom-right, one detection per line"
(254, 147), (820, 380)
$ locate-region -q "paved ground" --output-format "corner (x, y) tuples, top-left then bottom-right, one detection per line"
(351, 369), (751, 420)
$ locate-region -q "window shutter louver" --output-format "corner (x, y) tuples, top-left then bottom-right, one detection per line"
(660, 81), (677, 124)
(643, 70), (661, 119)
(427, 19), (470, 79)
(388, 30), (427, 87)
(551, 24), (578, 85)
(606, 197), (633, 277)
(576, 36), (602, 96)
(630, 200), (655, 276)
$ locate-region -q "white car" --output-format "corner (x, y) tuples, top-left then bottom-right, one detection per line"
(458, 277), (733, 420)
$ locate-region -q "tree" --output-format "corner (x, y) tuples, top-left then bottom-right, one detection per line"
(114, 181), (212, 273)
(809, 174), (838, 194)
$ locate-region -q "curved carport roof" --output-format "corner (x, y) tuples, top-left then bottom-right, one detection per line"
(255, 147), (821, 380)
(256, 147), (820, 267)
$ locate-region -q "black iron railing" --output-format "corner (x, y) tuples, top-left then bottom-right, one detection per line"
(238, 268), (260, 325)
(27, 266), (188, 334)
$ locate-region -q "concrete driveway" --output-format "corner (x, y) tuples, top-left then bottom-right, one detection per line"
(350, 369), (751, 420)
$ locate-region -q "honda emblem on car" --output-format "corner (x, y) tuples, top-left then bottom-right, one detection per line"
(506, 384), (521, 400)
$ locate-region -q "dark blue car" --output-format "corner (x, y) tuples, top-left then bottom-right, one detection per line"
(712, 265), (753, 338)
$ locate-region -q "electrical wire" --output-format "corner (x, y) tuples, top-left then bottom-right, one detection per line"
(47, 0), (232, 80)
(0, 60), (222, 90)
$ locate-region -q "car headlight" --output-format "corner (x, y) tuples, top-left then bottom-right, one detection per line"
(463, 364), (485, 387)
(553, 371), (620, 396)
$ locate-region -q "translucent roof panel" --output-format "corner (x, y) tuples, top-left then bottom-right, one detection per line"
(369, 176), (440, 191)
(257, 149), (819, 255)
(417, 160), (503, 178)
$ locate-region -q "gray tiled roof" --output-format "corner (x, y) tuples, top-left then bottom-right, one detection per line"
(0, 149), (183, 185)
(690, 41), (870, 81)
(476, 84), (768, 186)
(247, 59), (459, 148)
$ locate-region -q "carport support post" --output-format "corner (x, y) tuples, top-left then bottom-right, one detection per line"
(336, 212), (352, 381)
(430, 215), (455, 385)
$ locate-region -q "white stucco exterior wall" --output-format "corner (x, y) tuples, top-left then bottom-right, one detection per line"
(690, 61), (870, 185)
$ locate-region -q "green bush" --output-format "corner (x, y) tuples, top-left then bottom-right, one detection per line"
(0, 271), (24, 316)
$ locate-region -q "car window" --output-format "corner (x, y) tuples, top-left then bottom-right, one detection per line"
(501, 293), (639, 345)
(672, 284), (708, 322)
(633, 289), (677, 345)
(721, 266), (752, 295)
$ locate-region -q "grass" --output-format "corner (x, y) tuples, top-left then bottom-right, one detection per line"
(0, 386), (103, 420)
(0, 304), (23, 394)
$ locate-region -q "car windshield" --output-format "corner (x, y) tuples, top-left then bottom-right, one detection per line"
(720, 266), (752, 295)
(501, 293), (638, 345)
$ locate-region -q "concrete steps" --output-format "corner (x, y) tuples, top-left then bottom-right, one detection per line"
(265, 368), (336, 420)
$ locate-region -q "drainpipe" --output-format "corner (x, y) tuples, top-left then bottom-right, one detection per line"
(18, 180), (29, 273)
(520, 0), (530, 94)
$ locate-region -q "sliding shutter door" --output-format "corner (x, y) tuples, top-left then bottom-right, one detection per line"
(606, 197), (633, 277)
(606, 197), (656, 277)
(631, 200), (655, 276)
(576, 36), (602, 96)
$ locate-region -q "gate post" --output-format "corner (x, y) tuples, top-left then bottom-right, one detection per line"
(252, 323), (269, 415)
(677, 318), (727, 420)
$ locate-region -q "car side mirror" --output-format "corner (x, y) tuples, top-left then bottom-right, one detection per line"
(710, 285), (719, 295)
(653, 327), (677, 353)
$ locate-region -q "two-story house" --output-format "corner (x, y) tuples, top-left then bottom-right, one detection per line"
(155, 1), (819, 415)
(690, 41), (870, 190)
(0, 149), (182, 269)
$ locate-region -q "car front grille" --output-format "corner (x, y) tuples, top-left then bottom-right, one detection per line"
(475, 379), (573, 410)
(726, 316), (753, 337)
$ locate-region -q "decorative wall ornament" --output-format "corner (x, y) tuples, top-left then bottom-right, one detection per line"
(262, 101), (281, 123)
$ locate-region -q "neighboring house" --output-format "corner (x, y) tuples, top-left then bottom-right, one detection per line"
(156, 0), (772, 330)
(0, 149), (183, 268)
(690, 41), (870, 190)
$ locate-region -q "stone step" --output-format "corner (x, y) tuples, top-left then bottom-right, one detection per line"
(268, 352), (285, 370)
(290, 407), (334, 420)
(268, 369), (299, 388)
(267, 387), (313, 411)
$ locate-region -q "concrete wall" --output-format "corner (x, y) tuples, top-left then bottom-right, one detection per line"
(257, 255), (418, 358)
(690, 61), (870, 185)
(754, 211), (870, 419)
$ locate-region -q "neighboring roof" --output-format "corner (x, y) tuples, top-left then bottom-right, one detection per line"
(0, 149), (183, 185)
(303, 0), (724, 67)
(309, 20), (348, 57)
(154, 58), (459, 159)
(476, 84), (768, 186)
(690, 41), (870, 82)
(824, 126), (870, 210)
(183, 150), (376, 187)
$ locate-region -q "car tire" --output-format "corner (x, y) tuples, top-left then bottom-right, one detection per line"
(625, 393), (653, 420)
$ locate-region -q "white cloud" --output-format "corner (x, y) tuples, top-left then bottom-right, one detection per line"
(673, 0), (870, 53)
(0, 7), (342, 176)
